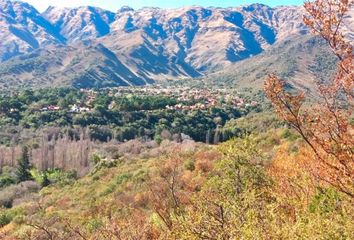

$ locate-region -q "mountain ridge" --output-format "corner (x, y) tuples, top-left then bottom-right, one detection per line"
(0, 0), (352, 90)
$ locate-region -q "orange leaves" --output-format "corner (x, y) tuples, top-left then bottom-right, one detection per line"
(100, 210), (160, 240)
(264, 74), (305, 127)
(304, 0), (354, 99)
(268, 143), (318, 203)
(265, 74), (354, 196)
(264, 0), (354, 197)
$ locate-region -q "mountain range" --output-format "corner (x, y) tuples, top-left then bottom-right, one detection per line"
(0, 0), (353, 90)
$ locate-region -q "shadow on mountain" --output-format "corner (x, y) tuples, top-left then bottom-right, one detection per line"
(9, 26), (39, 49)
(87, 6), (112, 37)
(224, 11), (244, 28)
(226, 29), (262, 62)
(143, 18), (168, 41)
(224, 12), (263, 62)
(124, 16), (138, 33)
(255, 20), (276, 45)
(73, 44), (148, 88)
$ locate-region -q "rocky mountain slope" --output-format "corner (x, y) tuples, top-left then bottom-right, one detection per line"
(43, 6), (116, 43)
(0, 0), (64, 61)
(197, 35), (338, 92)
(0, 0), (352, 90)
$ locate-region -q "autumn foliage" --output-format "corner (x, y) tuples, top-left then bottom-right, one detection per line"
(1, 1), (354, 239)
(264, 0), (354, 197)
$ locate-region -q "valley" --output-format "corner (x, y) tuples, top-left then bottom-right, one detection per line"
(0, 0), (353, 239)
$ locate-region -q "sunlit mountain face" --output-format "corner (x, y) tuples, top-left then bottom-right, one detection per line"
(0, 0), (352, 89)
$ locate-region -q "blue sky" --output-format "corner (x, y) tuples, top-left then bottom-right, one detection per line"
(25, 0), (304, 12)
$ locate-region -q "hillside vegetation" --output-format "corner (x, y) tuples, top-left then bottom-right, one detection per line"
(0, 120), (353, 239)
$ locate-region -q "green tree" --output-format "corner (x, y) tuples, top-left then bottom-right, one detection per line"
(16, 146), (32, 182)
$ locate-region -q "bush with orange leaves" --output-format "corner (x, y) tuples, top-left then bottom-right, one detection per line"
(269, 143), (318, 206)
(264, 0), (354, 197)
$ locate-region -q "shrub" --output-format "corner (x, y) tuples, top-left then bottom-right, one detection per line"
(154, 134), (163, 145)
(280, 128), (298, 141)
(0, 181), (40, 208)
(100, 183), (117, 196)
(195, 159), (213, 173)
(91, 154), (101, 165)
(116, 173), (133, 185)
(0, 174), (16, 189)
(41, 173), (50, 187)
(0, 211), (11, 227)
(92, 175), (100, 181)
(184, 160), (195, 171)
(309, 188), (341, 214)
(30, 169), (44, 186)
(0, 167), (17, 189)
(91, 160), (118, 175)
(47, 169), (77, 186)
(85, 218), (104, 233)
(133, 170), (148, 183)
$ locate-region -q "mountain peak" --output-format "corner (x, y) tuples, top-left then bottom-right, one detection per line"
(118, 6), (134, 13)
(43, 4), (115, 42)
(0, 0), (65, 55)
(0, 0), (39, 13)
(242, 3), (272, 12)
